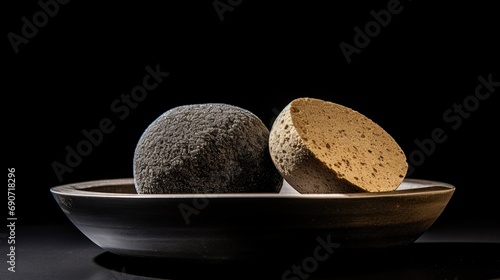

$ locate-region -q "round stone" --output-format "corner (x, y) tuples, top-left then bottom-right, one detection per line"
(133, 103), (283, 194)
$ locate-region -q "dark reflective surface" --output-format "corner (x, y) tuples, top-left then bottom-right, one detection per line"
(10, 224), (500, 280)
(93, 243), (500, 280)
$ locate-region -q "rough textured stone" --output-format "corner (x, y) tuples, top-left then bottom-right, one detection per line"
(269, 97), (408, 193)
(134, 103), (283, 194)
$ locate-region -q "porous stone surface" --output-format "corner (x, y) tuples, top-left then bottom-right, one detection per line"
(134, 103), (283, 194)
(269, 97), (408, 193)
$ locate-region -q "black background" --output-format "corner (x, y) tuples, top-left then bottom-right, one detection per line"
(4, 0), (499, 230)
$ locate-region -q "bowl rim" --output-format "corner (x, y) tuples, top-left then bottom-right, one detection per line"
(50, 178), (455, 199)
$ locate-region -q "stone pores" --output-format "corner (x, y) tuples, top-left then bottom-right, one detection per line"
(133, 103), (283, 194)
(269, 97), (408, 193)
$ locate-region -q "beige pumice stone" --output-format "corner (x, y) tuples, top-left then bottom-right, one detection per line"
(269, 97), (408, 193)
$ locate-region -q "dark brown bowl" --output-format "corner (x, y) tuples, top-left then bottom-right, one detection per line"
(50, 178), (454, 261)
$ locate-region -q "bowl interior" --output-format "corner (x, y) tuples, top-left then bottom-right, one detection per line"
(52, 178), (454, 197)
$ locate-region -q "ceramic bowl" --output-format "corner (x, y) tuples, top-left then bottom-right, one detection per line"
(51, 178), (454, 261)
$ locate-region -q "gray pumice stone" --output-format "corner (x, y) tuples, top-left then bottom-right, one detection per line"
(133, 103), (283, 194)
